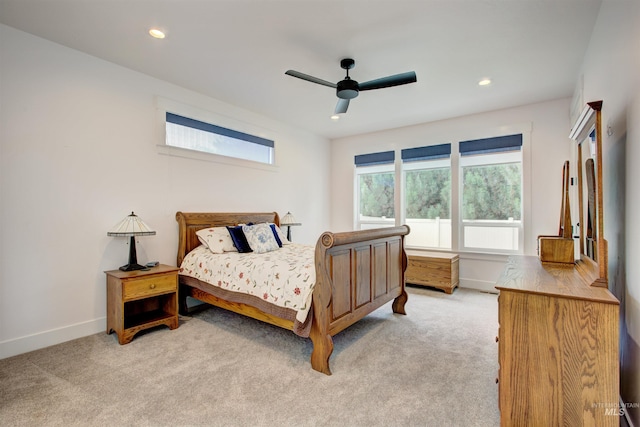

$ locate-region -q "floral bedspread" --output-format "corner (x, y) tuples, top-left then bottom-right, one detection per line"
(179, 244), (316, 323)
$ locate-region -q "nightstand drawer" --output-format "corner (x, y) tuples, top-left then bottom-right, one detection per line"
(123, 274), (176, 301)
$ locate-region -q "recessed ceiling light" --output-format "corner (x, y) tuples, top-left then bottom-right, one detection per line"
(149, 28), (166, 39)
(331, 114), (340, 121)
(478, 78), (492, 86)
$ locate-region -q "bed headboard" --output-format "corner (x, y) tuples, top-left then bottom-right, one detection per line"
(175, 211), (280, 266)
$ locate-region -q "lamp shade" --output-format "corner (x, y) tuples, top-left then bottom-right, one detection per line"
(107, 212), (156, 237)
(280, 212), (301, 226)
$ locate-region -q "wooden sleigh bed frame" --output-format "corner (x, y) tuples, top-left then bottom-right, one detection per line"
(175, 212), (410, 375)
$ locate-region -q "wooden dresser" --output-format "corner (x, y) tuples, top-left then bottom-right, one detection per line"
(495, 256), (619, 426)
(405, 250), (459, 294)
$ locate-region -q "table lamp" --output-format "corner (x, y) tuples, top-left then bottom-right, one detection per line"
(280, 211), (301, 241)
(107, 212), (156, 271)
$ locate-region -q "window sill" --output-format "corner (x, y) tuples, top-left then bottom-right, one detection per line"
(456, 251), (512, 262)
(156, 144), (279, 172)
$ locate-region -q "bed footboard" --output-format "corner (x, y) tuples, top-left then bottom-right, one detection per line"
(310, 226), (410, 375)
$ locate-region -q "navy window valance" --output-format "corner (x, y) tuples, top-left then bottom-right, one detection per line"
(459, 134), (522, 156)
(401, 143), (451, 162)
(354, 150), (395, 167)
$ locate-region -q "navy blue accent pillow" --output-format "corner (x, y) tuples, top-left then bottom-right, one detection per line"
(226, 225), (253, 253)
(269, 223), (283, 247)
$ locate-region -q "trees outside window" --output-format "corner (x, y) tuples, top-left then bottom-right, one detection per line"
(405, 168), (451, 219)
(462, 163), (521, 221)
(359, 172), (395, 219)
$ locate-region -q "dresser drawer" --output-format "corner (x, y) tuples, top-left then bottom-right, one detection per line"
(123, 274), (176, 301)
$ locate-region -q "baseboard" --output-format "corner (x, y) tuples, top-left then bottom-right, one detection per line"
(0, 317), (106, 359)
(460, 278), (499, 294)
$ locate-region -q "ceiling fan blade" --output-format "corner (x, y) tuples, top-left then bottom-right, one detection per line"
(335, 98), (350, 114)
(285, 70), (337, 88)
(358, 71), (417, 91)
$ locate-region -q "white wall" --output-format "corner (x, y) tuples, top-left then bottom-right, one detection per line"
(578, 0), (640, 421)
(0, 25), (331, 358)
(330, 98), (573, 291)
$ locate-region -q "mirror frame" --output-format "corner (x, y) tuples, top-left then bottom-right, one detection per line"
(569, 100), (607, 287)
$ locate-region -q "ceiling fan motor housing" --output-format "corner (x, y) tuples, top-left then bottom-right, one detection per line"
(337, 78), (359, 99)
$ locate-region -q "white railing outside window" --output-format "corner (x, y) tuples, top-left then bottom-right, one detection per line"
(404, 218), (452, 249)
(358, 216), (396, 230)
(461, 219), (522, 252)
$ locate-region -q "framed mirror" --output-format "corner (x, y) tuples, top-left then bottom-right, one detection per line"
(537, 160), (575, 264)
(569, 100), (608, 287)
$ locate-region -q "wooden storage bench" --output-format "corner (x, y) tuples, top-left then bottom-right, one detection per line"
(405, 250), (459, 294)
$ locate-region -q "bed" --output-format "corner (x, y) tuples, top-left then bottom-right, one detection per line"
(176, 211), (410, 375)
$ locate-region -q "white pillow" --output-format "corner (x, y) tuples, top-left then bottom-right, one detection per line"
(196, 227), (238, 254)
(243, 223), (280, 254)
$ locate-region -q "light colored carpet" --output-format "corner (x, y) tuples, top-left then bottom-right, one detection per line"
(0, 286), (500, 426)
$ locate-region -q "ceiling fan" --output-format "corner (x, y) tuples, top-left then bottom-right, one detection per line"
(285, 58), (417, 114)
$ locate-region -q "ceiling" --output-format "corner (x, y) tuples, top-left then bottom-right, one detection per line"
(0, 0), (602, 140)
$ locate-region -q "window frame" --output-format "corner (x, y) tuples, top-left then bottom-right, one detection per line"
(165, 112), (275, 165)
(458, 145), (524, 254)
(155, 97), (278, 171)
(401, 157), (452, 250)
(354, 162), (396, 230)
(352, 125), (531, 256)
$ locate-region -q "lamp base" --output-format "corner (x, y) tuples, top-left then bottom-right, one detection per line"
(118, 235), (145, 271)
(119, 263), (146, 272)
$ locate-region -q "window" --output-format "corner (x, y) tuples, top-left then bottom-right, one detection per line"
(165, 112), (274, 164)
(355, 151), (395, 230)
(459, 134), (523, 252)
(353, 132), (525, 254)
(401, 144), (451, 249)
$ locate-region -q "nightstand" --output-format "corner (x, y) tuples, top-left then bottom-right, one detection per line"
(105, 264), (179, 344)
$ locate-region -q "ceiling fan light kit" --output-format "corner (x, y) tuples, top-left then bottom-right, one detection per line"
(285, 58), (416, 115)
